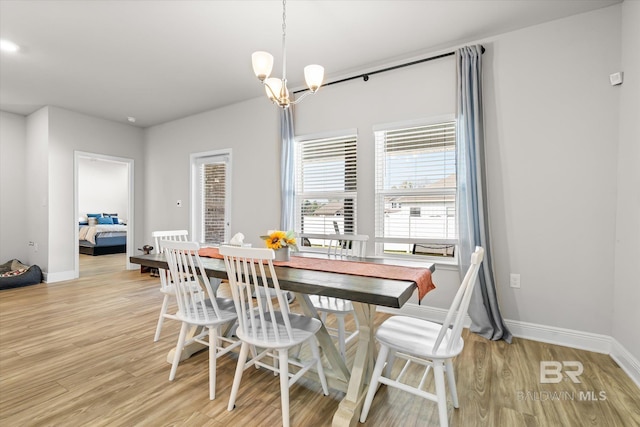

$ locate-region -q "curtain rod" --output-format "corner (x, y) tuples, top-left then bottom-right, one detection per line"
(294, 45), (485, 94)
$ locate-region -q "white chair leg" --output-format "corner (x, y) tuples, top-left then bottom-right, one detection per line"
(360, 344), (389, 423)
(169, 322), (188, 381)
(445, 358), (459, 408)
(209, 327), (217, 400)
(154, 294), (171, 342)
(278, 349), (290, 427)
(228, 342), (250, 411)
(433, 361), (449, 427)
(385, 350), (396, 378)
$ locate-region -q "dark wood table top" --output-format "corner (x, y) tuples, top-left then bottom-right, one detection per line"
(130, 252), (435, 309)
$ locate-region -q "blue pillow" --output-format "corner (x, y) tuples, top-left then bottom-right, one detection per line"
(110, 217), (119, 224)
(97, 217), (114, 225)
(87, 213), (102, 218)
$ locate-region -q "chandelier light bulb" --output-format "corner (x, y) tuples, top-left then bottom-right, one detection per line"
(304, 65), (325, 93)
(252, 51), (274, 81)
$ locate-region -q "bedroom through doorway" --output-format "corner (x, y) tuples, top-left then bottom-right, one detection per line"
(74, 152), (134, 278)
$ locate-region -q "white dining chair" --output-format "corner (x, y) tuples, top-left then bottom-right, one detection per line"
(359, 246), (484, 427)
(308, 234), (369, 361)
(151, 229), (189, 342)
(162, 240), (241, 400)
(220, 245), (329, 427)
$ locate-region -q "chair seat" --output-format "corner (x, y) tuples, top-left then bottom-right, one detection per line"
(308, 295), (353, 314)
(376, 315), (464, 359)
(176, 297), (237, 326)
(237, 311), (322, 349)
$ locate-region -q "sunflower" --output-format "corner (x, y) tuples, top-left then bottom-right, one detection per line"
(261, 230), (298, 251)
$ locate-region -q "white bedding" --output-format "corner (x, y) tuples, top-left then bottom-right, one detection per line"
(79, 224), (127, 245)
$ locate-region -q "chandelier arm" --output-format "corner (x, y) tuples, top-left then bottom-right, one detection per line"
(263, 82), (279, 100)
(290, 90), (312, 105)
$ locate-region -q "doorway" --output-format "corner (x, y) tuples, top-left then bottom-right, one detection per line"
(74, 151), (135, 278)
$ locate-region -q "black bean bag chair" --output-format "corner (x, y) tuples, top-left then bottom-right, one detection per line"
(0, 259), (43, 290)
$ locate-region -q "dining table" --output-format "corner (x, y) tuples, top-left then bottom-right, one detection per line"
(130, 249), (435, 427)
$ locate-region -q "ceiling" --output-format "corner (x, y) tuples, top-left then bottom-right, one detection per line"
(0, 0), (621, 128)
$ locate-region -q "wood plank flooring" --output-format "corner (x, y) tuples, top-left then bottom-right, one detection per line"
(0, 254), (638, 426)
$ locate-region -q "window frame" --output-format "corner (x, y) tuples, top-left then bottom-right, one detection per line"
(293, 130), (358, 252)
(373, 116), (458, 262)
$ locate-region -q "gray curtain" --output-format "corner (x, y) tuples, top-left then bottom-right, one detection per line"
(280, 107), (295, 231)
(456, 45), (512, 343)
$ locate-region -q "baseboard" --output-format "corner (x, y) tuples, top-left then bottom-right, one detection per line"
(504, 319), (612, 354)
(43, 270), (75, 283)
(380, 302), (639, 388)
(610, 338), (640, 388)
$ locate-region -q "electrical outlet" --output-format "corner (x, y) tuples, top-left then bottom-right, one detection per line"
(510, 273), (521, 288)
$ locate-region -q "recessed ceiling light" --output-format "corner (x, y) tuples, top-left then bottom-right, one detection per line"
(0, 39), (20, 53)
(127, 117), (136, 123)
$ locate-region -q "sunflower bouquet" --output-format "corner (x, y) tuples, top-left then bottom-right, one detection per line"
(261, 230), (298, 251)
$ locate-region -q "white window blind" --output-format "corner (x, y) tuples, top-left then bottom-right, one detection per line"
(295, 133), (357, 236)
(375, 120), (457, 257)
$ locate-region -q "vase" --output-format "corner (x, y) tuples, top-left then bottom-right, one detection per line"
(274, 247), (290, 262)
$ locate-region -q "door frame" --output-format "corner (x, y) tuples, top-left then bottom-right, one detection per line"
(74, 151), (135, 277)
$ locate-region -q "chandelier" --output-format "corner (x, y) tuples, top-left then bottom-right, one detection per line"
(251, 0), (324, 108)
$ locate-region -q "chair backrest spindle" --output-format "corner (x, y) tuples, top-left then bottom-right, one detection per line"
(221, 246), (295, 346)
(162, 240), (222, 324)
(433, 246), (484, 354)
(152, 230), (189, 291)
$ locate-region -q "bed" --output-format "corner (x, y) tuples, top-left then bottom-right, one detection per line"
(79, 213), (127, 256)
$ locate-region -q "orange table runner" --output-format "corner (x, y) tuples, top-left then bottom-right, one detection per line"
(198, 247), (435, 301)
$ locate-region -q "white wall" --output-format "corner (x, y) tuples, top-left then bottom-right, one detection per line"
(47, 106), (144, 278)
(612, 0), (640, 368)
(295, 6), (623, 336)
(0, 111), (28, 263)
(25, 108), (50, 271)
(485, 7), (621, 336)
(78, 157), (128, 221)
(144, 98), (280, 247)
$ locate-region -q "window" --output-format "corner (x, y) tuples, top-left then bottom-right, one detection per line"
(375, 119), (457, 258)
(191, 151), (231, 244)
(295, 133), (357, 244)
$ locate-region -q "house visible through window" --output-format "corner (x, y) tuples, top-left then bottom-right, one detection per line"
(374, 119), (457, 258)
(294, 133), (357, 247)
(191, 151), (231, 244)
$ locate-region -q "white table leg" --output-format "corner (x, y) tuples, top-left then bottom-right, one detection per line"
(296, 293), (351, 389)
(332, 302), (376, 427)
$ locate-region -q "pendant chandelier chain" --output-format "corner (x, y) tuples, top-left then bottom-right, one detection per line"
(281, 0), (287, 82)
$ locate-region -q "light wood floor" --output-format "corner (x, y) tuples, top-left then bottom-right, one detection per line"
(1, 254), (638, 426)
